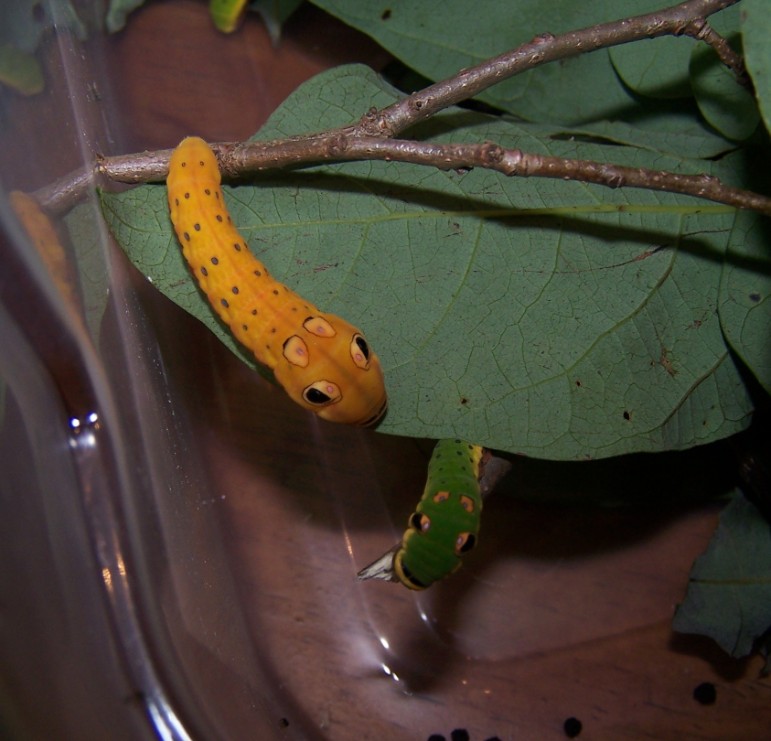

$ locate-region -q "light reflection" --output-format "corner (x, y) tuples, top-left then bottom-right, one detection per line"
(68, 429), (97, 450)
(101, 555), (126, 593)
(349, 628), (404, 687)
(306, 414), (409, 690)
(417, 605), (431, 625)
(380, 662), (401, 684)
(116, 553), (127, 578)
(343, 530), (354, 558)
(68, 411), (100, 450)
(69, 410), (100, 430)
(146, 693), (195, 741)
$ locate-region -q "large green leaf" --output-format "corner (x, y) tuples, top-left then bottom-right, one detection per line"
(105, 0), (146, 33)
(742, 0), (771, 136)
(100, 65), (756, 459)
(309, 0), (739, 128)
(63, 202), (113, 343)
(0, 0), (85, 94)
(689, 4), (759, 142)
(0, 1), (85, 53)
(673, 494), (771, 658)
(309, 0), (651, 123)
(609, 34), (694, 100)
(609, 1), (761, 145)
(0, 44), (43, 95)
(251, 0), (306, 44)
(718, 209), (771, 395)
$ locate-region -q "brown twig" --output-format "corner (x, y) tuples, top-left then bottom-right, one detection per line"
(225, 136), (769, 214)
(36, 0), (764, 218)
(354, 0), (742, 137)
(92, 134), (771, 214)
(681, 17), (751, 88)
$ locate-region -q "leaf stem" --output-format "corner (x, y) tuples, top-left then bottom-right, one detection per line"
(680, 17), (751, 88)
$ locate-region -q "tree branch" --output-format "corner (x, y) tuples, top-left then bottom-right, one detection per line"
(227, 136), (769, 214)
(681, 17), (750, 88)
(35, 0), (765, 219)
(354, 0), (741, 137)
(77, 130), (771, 215)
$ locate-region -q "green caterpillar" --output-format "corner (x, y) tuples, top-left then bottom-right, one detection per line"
(359, 439), (485, 590)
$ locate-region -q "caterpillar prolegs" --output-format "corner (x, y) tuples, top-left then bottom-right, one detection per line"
(166, 137), (387, 425)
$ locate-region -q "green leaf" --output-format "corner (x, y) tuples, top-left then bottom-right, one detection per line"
(98, 184), (258, 369)
(105, 0), (147, 33)
(63, 202), (112, 342)
(689, 3), (759, 141)
(609, 35), (694, 100)
(309, 0), (750, 129)
(521, 115), (734, 161)
(310, 0), (661, 124)
(311, 1), (758, 143)
(742, 0), (771, 136)
(690, 44), (759, 142)
(0, 0), (85, 95)
(718, 209), (771, 394)
(0, 2), (47, 53)
(251, 0), (305, 44)
(101, 65), (755, 459)
(0, 44), (44, 95)
(673, 495), (771, 658)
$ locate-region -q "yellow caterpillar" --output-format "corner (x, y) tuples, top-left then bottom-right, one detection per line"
(10, 191), (82, 315)
(166, 137), (387, 426)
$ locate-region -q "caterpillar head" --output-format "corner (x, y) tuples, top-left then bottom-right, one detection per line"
(273, 313), (387, 426)
(393, 490), (480, 590)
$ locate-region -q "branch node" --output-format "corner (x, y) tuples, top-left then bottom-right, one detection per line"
(480, 141), (505, 165)
(358, 107), (394, 138)
(327, 134), (349, 157)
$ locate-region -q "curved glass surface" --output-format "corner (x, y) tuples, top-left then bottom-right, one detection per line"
(1, 5), (766, 741)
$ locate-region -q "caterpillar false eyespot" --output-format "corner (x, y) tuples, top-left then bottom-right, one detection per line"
(392, 439), (484, 589)
(166, 136), (387, 426)
(358, 439), (484, 589)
